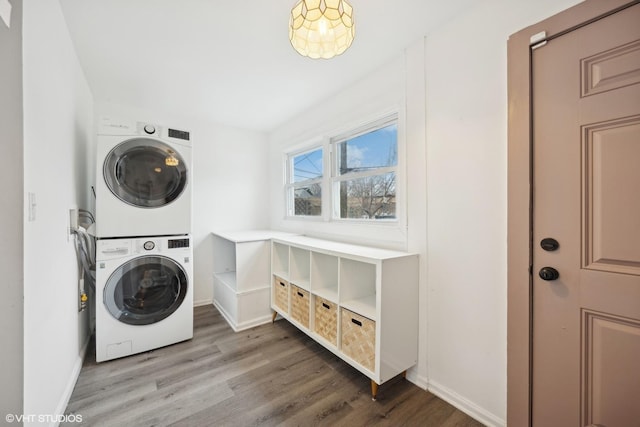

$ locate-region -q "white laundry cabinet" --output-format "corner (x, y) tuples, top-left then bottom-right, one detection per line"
(212, 230), (294, 331)
(270, 235), (419, 399)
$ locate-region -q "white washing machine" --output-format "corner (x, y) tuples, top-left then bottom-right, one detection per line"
(95, 235), (193, 362)
(96, 116), (192, 238)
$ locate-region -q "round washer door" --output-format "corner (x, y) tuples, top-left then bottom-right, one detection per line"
(104, 138), (187, 208)
(104, 255), (188, 325)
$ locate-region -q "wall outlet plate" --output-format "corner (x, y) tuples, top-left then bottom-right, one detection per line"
(28, 192), (36, 222)
(69, 208), (79, 231)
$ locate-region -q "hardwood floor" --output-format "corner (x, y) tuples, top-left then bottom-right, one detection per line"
(64, 305), (485, 426)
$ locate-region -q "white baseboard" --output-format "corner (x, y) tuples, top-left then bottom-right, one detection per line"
(193, 298), (213, 307)
(405, 369), (429, 390)
(427, 380), (505, 427)
(51, 336), (91, 427)
(394, 370), (503, 427)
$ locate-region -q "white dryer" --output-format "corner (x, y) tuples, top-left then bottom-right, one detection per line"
(95, 235), (193, 362)
(96, 116), (192, 238)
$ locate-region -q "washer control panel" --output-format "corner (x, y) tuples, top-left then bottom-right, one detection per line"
(98, 236), (191, 257)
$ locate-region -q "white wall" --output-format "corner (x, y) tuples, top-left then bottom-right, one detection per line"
(22, 0), (94, 422)
(268, 0), (583, 425)
(94, 102), (270, 306)
(0, 0), (24, 419)
(268, 57), (410, 251)
(423, 0), (581, 424)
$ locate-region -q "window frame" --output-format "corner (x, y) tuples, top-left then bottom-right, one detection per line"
(285, 144), (325, 219)
(330, 114), (399, 222)
(284, 112), (403, 226)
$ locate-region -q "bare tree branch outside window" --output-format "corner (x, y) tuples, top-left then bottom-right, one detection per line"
(340, 173), (396, 219)
(336, 121), (397, 219)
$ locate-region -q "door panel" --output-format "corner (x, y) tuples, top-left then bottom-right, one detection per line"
(582, 311), (640, 427)
(532, 3), (640, 426)
(581, 39), (640, 96)
(583, 117), (640, 275)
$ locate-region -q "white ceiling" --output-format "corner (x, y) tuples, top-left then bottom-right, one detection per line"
(59, 0), (475, 132)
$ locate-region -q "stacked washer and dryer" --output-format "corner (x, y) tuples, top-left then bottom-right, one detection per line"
(94, 117), (193, 362)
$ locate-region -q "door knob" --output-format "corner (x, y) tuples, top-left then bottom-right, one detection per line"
(539, 267), (559, 281)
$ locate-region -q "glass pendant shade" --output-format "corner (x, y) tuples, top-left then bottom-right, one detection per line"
(289, 0), (355, 59)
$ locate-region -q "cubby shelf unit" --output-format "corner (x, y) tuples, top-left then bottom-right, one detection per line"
(270, 235), (419, 399)
(212, 230), (295, 332)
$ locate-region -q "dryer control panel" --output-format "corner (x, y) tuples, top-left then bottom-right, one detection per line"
(168, 238), (190, 249)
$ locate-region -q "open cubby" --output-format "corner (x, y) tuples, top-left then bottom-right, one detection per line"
(212, 235), (236, 275)
(289, 247), (310, 290)
(310, 252), (339, 302)
(272, 241), (290, 279)
(338, 258), (376, 320)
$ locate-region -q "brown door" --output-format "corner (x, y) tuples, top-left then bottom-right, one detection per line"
(532, 3), (640, 426)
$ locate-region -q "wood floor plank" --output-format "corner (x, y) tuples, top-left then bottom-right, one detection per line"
(71, 343), (222, 399)
(65, 380), (158, 417)
(64, 305), (485, 426)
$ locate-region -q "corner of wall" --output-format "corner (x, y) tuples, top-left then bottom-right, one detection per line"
(0, 0), (24, 419)
(22, 0), (95, 419)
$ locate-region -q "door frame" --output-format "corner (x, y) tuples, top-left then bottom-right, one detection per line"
(506, 0), (639, 425)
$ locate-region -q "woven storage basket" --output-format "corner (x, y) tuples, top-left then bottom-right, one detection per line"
(341, 308), (376, 372)
(314, 297), (337, 346)
(290, 285), (310, 328)
(273, 276), (289, 312)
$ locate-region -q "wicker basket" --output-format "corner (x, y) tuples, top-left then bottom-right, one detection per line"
(341, 308), (376, 372)
(290, 285), (310, 328)
(273, 276), (289, 312)
(314, 297), (337, 346)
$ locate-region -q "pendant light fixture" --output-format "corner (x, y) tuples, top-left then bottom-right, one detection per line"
(289, 0), (355, 60)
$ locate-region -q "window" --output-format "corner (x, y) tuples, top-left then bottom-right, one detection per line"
(286, 147), (323, 217)
(285, 114), (399, 222)
(332, 118), (397, 220)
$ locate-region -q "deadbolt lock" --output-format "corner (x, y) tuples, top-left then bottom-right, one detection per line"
(541, 238), (559, 251)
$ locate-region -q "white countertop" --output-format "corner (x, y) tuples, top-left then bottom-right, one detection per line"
(211, 229), (298, 243)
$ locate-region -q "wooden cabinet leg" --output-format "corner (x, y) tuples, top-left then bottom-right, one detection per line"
(271, 311), (278, 323)
(371, 380), (379, 401)
(402, 370), (407, 379)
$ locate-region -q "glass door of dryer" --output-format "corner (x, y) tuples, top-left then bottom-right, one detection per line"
(103, 138), (187, 208)
(104, 255), (188, 325)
